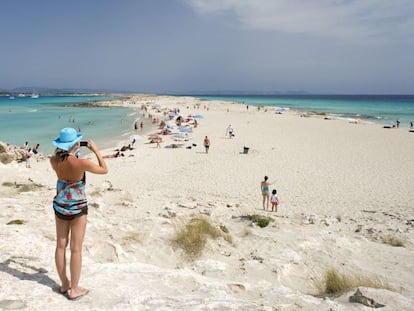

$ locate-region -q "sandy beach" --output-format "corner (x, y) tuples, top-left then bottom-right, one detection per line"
(1, 94), (413, 310)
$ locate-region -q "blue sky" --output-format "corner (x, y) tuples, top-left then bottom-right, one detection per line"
(1, 0), (413, 94)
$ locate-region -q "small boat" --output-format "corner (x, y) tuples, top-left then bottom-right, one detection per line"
(31, 93), (39, 98)
(9, 96), (15, 99)
(17, 93), (26, 97)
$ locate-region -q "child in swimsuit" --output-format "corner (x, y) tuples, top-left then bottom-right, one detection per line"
(271, 189), (279, 212)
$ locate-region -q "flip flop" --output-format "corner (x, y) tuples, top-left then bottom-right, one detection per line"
(67, 289), (89, 301)
(53, 287), (70, 296)
(60, 289), (69, 296)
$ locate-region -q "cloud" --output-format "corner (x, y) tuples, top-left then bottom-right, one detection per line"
(184, 0), (414, 42)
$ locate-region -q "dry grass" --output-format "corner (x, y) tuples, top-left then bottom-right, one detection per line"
(314, 268), (394, 296)
(173, 217), (232, 259)
(17, 183), (43, 192)
(381, 235), (404, 247)
(2, 181), (43, 192)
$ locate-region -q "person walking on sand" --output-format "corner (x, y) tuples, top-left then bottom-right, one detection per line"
(271, 189), (279, 212)
(50, 128), (108, 300)
(226, 124), (234, 138)
(25, 148), (32, 168)
(260, 176), (273, 210)
(203, 136), (210, 153)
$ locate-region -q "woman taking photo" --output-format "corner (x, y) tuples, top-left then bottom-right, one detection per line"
(50, 128), (108, 300)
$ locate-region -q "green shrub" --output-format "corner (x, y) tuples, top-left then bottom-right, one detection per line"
(2, 181), (15, 187)
(241, 215), (272, 228)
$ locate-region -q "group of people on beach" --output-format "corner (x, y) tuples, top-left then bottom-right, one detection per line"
(22, 142), (40, 168)
(260, 176), (279, 212)
(44, 104), (276, 302)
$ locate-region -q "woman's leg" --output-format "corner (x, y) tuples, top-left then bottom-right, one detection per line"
(68, 215), (88, 299)
(55, 216), (71, 293)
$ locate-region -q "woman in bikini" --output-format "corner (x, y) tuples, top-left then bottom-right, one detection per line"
(50, 128), (108, 300)
(260, 176), (273, 211)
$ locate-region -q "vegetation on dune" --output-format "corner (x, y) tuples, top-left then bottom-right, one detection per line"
(7, 219), (26, 225)
(241, 214), (272, 228)
(381, 235), (404, 247)
(173, 217), (232, 259)
(2, 181), (43, 192)
(314, 268), (394, 296)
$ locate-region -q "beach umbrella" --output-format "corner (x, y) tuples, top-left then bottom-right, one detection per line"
(169, 111), (177, 117)
(193, 114), (204, 119)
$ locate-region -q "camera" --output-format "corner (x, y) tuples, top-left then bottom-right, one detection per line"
(80, 141), (88, 147)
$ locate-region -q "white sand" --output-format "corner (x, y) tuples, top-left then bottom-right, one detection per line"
(1, 95), (413, 310)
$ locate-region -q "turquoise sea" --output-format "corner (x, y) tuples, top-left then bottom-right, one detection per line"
(196, 94), (414, 128)
(0, 95), (139, 155)
(2, 94), (413, 155)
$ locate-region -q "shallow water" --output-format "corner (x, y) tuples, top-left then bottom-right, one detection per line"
(196, 94), (414, 128)
(0, 95), (139, 154)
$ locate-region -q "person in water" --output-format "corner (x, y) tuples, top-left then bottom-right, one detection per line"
(50, 128), (108, 300)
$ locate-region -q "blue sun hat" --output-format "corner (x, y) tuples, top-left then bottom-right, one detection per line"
(53, 128), (83, 151)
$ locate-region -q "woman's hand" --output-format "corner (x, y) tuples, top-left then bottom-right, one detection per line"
(86, 140), (98, 153)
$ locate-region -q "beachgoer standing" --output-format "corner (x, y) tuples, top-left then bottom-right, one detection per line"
(50, 128), (108, 300)
(26, 148), (32, 168)
(203, 136), (210, 154)
(32, 143), (40, 155)
(410, 121), (413, 129)
(271, 189), (279, 212)
(226, 124), (234, 138)
(260, 176), (273, 210)
(396, 119), (400, 128)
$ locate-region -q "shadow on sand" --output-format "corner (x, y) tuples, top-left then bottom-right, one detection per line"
(0, 256), (59, 292)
